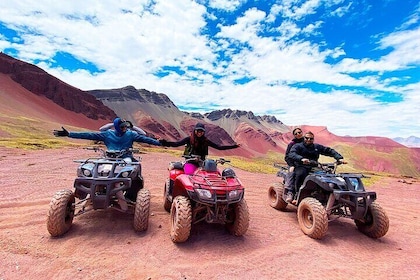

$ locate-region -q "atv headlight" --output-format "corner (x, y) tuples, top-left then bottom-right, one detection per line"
(195, 189), (212, 200)
(121, 171), (129, 178)
(228, 190), (241, 200)
(83, 169), (92, 177)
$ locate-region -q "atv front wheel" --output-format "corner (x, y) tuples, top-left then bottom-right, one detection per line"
(226, 199), (250, 236)
(47, 190), (75, 237)
(163, 179), (172, 212)
(268, 183), (288, 210)
(133, 189), (151, 232)
(170, 196), (192, 243)
(355, 201), (389, 238)
(297, 197), (328, 239)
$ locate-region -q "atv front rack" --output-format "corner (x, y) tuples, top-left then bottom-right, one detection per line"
(187, 173), (244, 204)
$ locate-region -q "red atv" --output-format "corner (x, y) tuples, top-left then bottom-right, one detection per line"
(163, 155), (249, 243)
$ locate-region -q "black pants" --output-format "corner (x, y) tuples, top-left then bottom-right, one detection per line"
(294, 166), (311, 192)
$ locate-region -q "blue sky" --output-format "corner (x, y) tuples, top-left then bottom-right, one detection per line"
(0, 0), (419, 138)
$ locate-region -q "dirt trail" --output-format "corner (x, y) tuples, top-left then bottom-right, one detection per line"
(0, 147), (419, 280)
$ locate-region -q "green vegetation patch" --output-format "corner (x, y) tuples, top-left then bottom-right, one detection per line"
(0, 117), (84, 149)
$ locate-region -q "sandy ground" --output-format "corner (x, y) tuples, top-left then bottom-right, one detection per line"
(0, 147), (419, 280)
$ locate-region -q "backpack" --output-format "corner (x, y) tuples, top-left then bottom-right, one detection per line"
(183, 143), (192, 156)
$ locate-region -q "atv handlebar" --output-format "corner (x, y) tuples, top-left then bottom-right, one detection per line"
(311, 161), (346, 174)
(273, 163), (289, 171)
(274, 161), (346, 174)
(182, 154), (231, 165)
(84, 147), (140, 158)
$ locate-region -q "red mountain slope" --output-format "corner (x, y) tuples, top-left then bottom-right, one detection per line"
(0, 53), (419, 177)
(0, 52), (116, 121)
(0, 74), (109, 133)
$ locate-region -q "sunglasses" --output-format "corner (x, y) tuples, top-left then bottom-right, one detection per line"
(294, 131), (302, 135)
(304, 137), (314, 140)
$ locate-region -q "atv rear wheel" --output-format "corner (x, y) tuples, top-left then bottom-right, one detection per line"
(133, 189), (151, 232)
(163, 179), (172, 212)
(268, 183), (288, 210)
(47, 189), (75, 237)
(297, 197), (328, 239)
(355, 201), (389, 238)
(170, 196), (192, 243)
(226, 199), (250, 236)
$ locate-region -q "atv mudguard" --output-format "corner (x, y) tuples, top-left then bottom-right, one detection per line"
(169, 168), (184, 181)
(173, 174), (193, 198)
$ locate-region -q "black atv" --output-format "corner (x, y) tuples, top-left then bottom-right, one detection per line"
(47, 147), (150, 237)
(268, 161), (389, 239)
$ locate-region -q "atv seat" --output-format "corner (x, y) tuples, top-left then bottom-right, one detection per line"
(168, 161), (184, 170)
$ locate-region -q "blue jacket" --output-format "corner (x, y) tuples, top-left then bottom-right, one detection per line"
(68, 130), (161, 151)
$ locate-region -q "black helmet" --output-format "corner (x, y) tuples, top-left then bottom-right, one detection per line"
(194, 122), (205, 132)
(222, 168), (236, 178)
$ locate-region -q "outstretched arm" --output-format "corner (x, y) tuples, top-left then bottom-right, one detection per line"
(53, 127), (69, 137)
(133, 133), (161, 146)
(159, 137), (190, 147)
(53, 127), (105, 141)
(318, 144), (343, 161)
(208, 140), (240, 150)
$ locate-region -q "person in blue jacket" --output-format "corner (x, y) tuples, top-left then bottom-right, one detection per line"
(53, 117), (162, 204)
(54, 117), (161, 159)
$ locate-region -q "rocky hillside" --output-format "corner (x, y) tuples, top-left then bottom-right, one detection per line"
(1, 53), (419, 177)
(0, 52), (116, 121)
(87, 86), (420, 177)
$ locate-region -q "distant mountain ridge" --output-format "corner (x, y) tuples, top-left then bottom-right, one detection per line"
(393, 136), (420, 148)
(1, 52), (419, 177)
(87, 86), (420, 177)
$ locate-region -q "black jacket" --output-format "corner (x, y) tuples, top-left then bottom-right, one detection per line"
(284, 137), (304, 166)
(289, 142), (343, 167)
(162, 135), (239, 160)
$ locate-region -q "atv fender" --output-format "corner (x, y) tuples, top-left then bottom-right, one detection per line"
(303, 175), (346, 191)
(173, 174), (192, 198)
(169, 168), (184, 181)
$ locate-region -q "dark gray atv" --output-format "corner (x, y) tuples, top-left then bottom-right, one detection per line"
(268, 161), (389, 239)
(47, 147), (150, 237)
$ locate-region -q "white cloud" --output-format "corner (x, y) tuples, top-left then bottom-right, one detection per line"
(0, 0), (419, 138)
(208, 0), (246, 11)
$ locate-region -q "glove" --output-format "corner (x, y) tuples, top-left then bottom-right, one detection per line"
(53, 127), (69, 137)
(159, 139), (169, 146)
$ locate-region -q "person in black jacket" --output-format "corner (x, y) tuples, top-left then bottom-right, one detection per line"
(159, 122), (240, 161)
(283, 128), (304, 201)
(288, 131), (345, 203)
